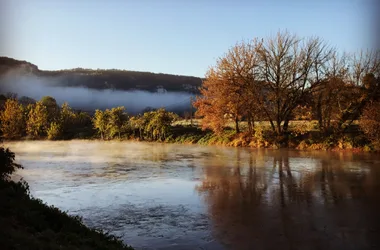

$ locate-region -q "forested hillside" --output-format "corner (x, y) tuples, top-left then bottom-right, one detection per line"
(0, 57), (202, 93)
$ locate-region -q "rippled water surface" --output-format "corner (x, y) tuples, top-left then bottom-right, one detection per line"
(6, 141), (380, 250)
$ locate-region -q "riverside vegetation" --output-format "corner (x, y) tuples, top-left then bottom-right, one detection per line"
(1, 95), (379, 152)
(1, 32), (379, 151)
(0, 144), (134, 249)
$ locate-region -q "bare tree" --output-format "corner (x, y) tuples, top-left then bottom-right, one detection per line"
(336, 50), (380, 131)
(311, 51), (349, 133)
(254, 31), (332, 135)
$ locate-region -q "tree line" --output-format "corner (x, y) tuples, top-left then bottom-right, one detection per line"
(0, 95), (178, 141)
(193, 32), (380, 143)
(1, 31), (379, 148)
(0, 95), (92, 140)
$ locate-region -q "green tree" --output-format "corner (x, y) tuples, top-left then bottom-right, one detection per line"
(74, 111), (92, 127)
(0, 94), (7, 110)
(18, 96), (36, 106)
(141, 111), (155, 139)
(129, 115), (146, 139)
(0, 146), (22, 180)
(59, 102), (76, 136)
(47, 122), (62, 140)
(40, 96), (60, 123)
(93, 109), (109, 140)
(146, 109), (178, 140)
(26, 101), (49, 138)
(0, 99), (25, 139)
(108, 106), (128, 139)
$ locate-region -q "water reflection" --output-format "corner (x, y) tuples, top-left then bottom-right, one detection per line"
(6, 141), (380, 250)
(197, 150), (380, 250)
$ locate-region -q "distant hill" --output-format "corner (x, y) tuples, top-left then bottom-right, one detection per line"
(0, 57), (203, 93)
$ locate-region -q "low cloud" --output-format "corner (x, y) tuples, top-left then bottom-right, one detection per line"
(0, 70), (194, 114)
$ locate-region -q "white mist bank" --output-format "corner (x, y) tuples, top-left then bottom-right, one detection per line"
(0, 70), (194, 113)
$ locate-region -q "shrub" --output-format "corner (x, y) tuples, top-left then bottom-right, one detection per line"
(0, 99), (26, 139)
(0, 147), (22, 180)
(359, 101), (380, 145)
(253, 125), (265, 142)
(337, 137), (354, 149)
(297, 140), (309, 150)
(290, 121), (312, 138)
(47, 122), (62, 140)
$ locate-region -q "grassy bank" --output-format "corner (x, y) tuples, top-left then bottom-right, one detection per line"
(7, 119), (379, 152)
(147, 120), (377, 152)
(0, 179), (134, 250)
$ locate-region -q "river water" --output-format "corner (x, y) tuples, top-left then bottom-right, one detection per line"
(6, 141), (380, 250)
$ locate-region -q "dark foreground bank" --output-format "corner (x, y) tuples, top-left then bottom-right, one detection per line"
(0, 179), (134, 250)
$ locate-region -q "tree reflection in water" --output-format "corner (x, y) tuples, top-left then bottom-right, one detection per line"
(196, 150), (380, 250)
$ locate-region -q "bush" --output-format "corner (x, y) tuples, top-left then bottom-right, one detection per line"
(0, 178), (134, 250)
(290, 121), (313, 138)
(359, 101), (380, 145)
(0, 147), (22, 180)
(47, 122), (62, 140)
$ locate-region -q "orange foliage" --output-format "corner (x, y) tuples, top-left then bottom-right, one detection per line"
(359, 101), (380, 143)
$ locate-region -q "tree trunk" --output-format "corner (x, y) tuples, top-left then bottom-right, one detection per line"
(235, 117), (240, 133)
(316, 95), (323, 131)
(247, 116), (252, 134)
(283, 119), (289, 133)
(276, 120), (282, 135)
(269, 120), (276, 133)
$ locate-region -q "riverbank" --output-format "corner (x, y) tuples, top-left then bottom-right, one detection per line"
(166, 125), (378, 152)
(0, 178), (134, 250)
(7, 123), (379, 153)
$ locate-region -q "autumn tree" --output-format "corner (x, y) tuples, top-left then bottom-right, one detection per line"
(195, 32), (332, 136)
(26, 101), (49, 137)
(193, 69), (232, 134)
(194, 40), (260, 134)
(0, 99), (25, 139)
(359, 100), (380, 145)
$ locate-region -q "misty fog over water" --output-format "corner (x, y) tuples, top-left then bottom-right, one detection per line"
(0, 71), (194, 113)
(7, 141), (380, 250)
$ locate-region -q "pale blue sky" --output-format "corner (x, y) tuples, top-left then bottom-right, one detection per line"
(0, 0), (377, 77)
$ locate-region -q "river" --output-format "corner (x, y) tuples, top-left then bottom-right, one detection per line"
(6, 140), (380, 250)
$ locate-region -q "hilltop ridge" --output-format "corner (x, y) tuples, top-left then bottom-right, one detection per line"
(0, 57), (203, 93)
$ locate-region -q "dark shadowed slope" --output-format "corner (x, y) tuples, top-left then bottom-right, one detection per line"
(0, 57), (202, 93)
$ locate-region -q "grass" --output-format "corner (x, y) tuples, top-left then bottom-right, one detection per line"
(166, 120), (378, 151)
(0, 179), (134, 250)
(9, 118), (378, 152)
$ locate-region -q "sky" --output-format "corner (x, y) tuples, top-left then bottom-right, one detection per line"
(0, 0), (378, 77)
